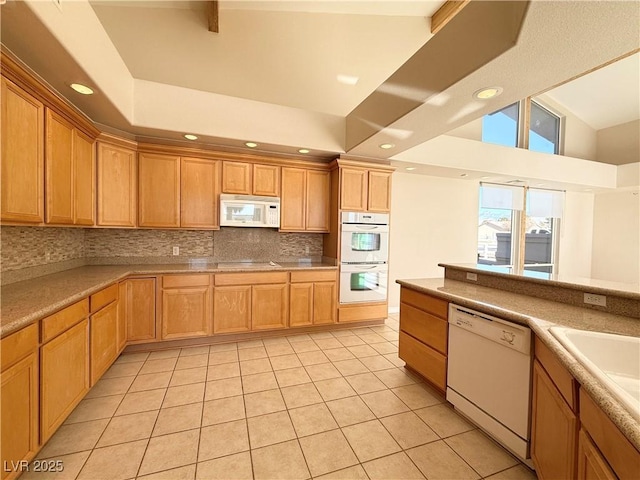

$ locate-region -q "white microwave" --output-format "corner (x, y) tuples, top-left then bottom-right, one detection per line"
(220, 194), (280, 228)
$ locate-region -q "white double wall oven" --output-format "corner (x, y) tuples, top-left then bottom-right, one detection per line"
(339, 212), (389, 304)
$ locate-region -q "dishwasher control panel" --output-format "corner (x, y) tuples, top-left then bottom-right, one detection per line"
(448, 304), (531, 355)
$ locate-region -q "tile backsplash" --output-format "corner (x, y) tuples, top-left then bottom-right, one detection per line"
(1, 226), (323, 284)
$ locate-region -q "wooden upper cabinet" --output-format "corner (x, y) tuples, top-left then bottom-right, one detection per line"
(253, 164), (280, 196)
(73, 130), (95, 225)
(281, 167), (306, 231)
(222, 161), (252, 194)
(45, 109), (74, 224)
(181, 157), (220, 229)
(138, 153), (181, 228)
(306, 170), (330, 231)
(281, 167), (330, 233)
(97, 142), (137, 227)
(367, 170), (392, 212)
(340, 168), (368, 211)
(1, 77), (44, 224)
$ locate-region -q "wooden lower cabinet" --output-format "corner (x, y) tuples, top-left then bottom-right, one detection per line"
(577, 429), (616, 480)
(290, 280), (336, 327)
(531, 359), (578, 480)
(90, 302), (118, 385)
(125, 278), (157, 343)
(117, 282), (127, 352)
(1, 352), (38, 480)
(213, 286), (251, 334)
(252, 284), (288, 330)
(398, 331), (446, 391)
(161, 276), (212, 340)
(40, 319), (90, 443)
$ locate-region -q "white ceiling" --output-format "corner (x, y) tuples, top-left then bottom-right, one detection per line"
(544, 52), (640, 131)
(1, 0), (638, 168)
(89, 1), (440, 116)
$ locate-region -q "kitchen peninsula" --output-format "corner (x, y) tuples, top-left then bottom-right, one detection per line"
(397, 264), (640, 480)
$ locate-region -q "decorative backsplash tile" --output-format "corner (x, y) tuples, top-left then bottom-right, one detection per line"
(85, 229), (214, 257)
(1, 227), (85, 272)
(1, 226), (324, 283)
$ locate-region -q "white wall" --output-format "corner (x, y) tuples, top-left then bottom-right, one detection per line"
(388, 173), (478, 310)
(591, 189), (640, 284)
(557, 191), (595, 279)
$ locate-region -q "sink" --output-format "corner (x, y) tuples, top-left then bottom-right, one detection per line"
(216, 261), (281, 270)
(550, 327), (640, 421)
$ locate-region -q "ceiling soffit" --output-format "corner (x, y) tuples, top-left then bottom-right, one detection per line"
(345, 1), (530, 152)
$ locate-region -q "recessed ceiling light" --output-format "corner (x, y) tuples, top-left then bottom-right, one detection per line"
(473, 87), (502, 100)
(337, 74), (359, 86)
(379, 143), (395, 150)
(298, 149), (310, 154)
(405, 167), (416, 171)
(70, 83), (93, 95)
(245, 142), (258, 148)
(184, 134), (198, 141)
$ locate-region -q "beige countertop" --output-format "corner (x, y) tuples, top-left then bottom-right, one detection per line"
(0, 263), (337, 338)
(397, 277), (640, 451)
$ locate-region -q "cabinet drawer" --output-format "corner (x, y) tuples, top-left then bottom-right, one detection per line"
(580, 389), (640, 480)
(399, 331), (446, 392)
(42, 299), (89, 343)
(90, 284), (118, 313)
(1, 323), (39, 371)
(400, 288), (448, 319)
(163, 274), (211, 289)
(400, 302), (448, 354)
(290, 270), (337, 283)
(534, 336), (577, 411)
(215, 272), (288, 286)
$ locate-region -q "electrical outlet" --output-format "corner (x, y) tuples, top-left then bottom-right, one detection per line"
(305, 245), (310, 255)
(466, 272), (478, 281)
(584, 293), (607, 307)
(172, 246), (180, 256)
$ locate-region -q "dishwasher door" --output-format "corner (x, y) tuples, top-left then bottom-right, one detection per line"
(446, 304), (532, 459)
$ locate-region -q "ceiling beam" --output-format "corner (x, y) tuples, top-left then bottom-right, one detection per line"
(208, 1), (219, 33)
(430, 0), (471, 35)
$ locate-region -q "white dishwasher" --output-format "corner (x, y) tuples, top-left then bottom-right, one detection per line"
(446, 304), (533, 462)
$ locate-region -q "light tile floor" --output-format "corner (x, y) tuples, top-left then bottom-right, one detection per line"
(29, 316), (538, 480)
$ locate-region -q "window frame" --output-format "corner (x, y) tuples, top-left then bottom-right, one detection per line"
(527, 99), (564, 156)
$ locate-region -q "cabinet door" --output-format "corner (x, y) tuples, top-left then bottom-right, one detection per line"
(126, 278), (157, 343)
(531, 360), (578, 480)
(213, 285), (251, 334)
(253, 164), (280, 196)
(313, 282), (336, 324)
(139, 153), (180, 227)
(290, 283), (313, 327)
(222, 161), (251, 194)
(1, 352), (38, 480)
(40, 319), (90, 443)
(181, 157), (219, 228)
(45, 109), (74, 224)
(252, 284), (288, 330)
(340, 168), (367, 211)
(281, 167), (306, 231)
(97, 143), (137, 227)
(1, 78), (44, 224)
(162, 287), (212, 340)
(577, 429), (616, 480)
(117, 282), (127, 352)
(73, 130), (95, 225)
(90, 302), (118, 385)
(367, 171), (392, 212)
(306, 170), (330, 232)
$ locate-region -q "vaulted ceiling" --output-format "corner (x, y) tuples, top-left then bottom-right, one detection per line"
(1, 0), (638, 162)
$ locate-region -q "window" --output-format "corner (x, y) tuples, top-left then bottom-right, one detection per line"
(529, 101), (561, 154)
(481, 102), (519, 148)
(477, 184), (564, 276)
(481, 98), (563, 154)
